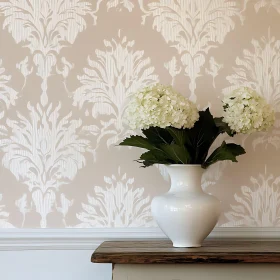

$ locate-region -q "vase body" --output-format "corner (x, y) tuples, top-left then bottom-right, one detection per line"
(151, 165), (221, 248)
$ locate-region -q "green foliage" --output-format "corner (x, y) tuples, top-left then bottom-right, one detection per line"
(159, 144), (190, 164)
(202, 141), (245, 169)
(139, 150), (174, 167)
(142, 127), (173, 145)
(119, 135), (155, 150)
(119, 109), (246, 168)
(182, 108), (220, 163)
(214, 117), (235, 136)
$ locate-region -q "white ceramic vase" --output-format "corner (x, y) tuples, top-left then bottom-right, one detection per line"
(151, 164), (221, 248)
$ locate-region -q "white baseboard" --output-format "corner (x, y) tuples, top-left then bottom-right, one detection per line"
(0, 227), (279, 251)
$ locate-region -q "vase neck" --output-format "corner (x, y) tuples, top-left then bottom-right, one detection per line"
(166, 165), (203, 193)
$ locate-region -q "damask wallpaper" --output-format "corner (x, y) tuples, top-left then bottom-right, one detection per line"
(0, 0), (279, 228)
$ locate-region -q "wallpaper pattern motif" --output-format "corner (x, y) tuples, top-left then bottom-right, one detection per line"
(0, 0), (279, 228)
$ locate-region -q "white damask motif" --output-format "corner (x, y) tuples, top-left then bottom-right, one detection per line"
(0, 0), (99, 105)
(0, 194), (14, 228)
(205, 57), (223, 88)
(223, 168), (280, 227)
(141, 0), (241, 101)
(164, 56), (181, 86)
(107, 0), (134, 11)
(252, 119), (280, 149)
(224, 30), (280, 148)
(0, 102), (90, 227)
(15, 194), (29, 228)
(202, 161), (228, 190)
(56, 193), (73, 227)
(0, 59), (18, 119)
(73, 31), (158, 150)
(224, 31), (280, 109)
(76, 167), (154, 227)
(244, 0), (280, 13)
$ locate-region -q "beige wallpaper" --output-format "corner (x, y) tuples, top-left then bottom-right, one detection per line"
(0, 0), (279, 228)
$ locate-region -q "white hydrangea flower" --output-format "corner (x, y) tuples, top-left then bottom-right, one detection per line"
(222, 87), (275, 134)
(125, 84), (199, 130)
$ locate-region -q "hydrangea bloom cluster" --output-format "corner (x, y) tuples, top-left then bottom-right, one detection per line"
(222, 87), (275, 134)
(125, 84), (199, 130)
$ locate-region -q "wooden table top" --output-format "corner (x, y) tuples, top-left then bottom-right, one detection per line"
(91, 240), (280, 264)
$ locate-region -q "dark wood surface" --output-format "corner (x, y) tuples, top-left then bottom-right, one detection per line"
(91, 240), (280, 264)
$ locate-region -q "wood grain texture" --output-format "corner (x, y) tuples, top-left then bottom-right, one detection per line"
(91, 240), (280, 264)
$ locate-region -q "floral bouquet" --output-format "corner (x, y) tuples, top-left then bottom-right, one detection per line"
(119, 84), (275, 168)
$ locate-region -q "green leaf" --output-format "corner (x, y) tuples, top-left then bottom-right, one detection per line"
(202, 141), (246, 169)
(185, 108), (220, 163)
(139, 150), (174, 167)
(119, 135), (155, 151)
(214, 117), (235, 137)
(159, 144), (191, 164)
(166, 127), (189, 146)
(142, 127), (173, 145)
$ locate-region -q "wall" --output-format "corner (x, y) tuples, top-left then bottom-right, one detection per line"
(0, 250), (110, 280)
(0, 1), (279, 278)
(0, 0), (279, 229)
(0, 227), (279, 280)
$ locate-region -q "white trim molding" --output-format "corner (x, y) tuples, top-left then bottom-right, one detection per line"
(0, 227), (279, 251)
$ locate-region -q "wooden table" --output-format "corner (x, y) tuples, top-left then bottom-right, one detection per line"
(92, 240), (280, 280)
